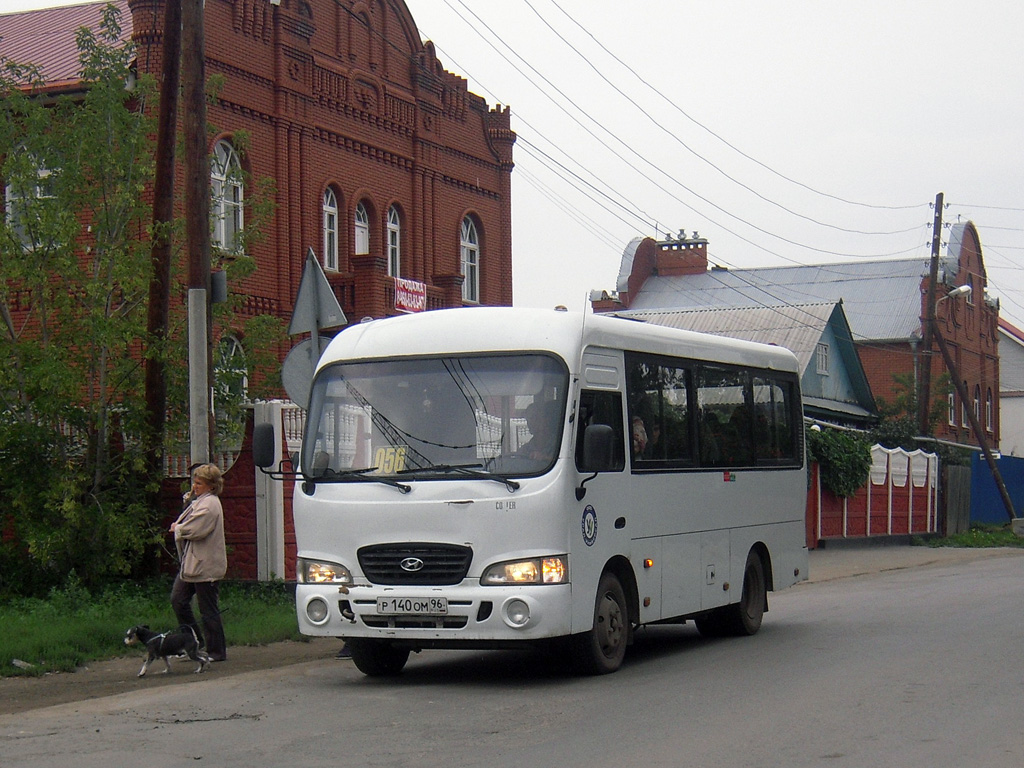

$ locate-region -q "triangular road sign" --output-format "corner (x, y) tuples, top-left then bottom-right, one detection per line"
(287, 247), (347, 335)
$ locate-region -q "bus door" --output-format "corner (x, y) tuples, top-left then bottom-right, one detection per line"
(569, 351), (631, 634)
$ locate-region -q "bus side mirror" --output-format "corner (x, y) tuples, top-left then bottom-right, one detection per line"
(252, 422), (277, 469)
(580, 423), (615, 473)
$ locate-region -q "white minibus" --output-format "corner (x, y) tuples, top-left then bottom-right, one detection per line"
(255, 306), (808, 675)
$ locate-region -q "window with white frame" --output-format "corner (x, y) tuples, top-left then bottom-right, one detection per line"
(460, 216), (479, 303)
(354, 201), (369, 255)
(974, 385), (981, 422)
(961, 381), (969, 426)
(213, 334), (249, 453)
(4, 156), (56, 249)
(815, 342), (830, 375)
(322, 188), (339, 271)
(387, 205), (401, 277)
(211, 140), (243, 252)
(948, 390), (956, 426)
(986, 388), (994, 432)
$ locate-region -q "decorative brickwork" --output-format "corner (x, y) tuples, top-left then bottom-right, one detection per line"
(122, 0), (515, 333)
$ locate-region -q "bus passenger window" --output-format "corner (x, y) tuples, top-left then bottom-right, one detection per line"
(626, 353), (692, 468)
(575, 390), (625, 472)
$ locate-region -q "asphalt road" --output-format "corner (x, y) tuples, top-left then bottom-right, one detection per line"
(2, 547), (1023, 768)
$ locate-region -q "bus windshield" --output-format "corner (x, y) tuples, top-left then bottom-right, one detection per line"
(303, 353), (568, 480)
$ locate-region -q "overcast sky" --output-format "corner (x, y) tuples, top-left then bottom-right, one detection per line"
(7, 0), (1024, 330)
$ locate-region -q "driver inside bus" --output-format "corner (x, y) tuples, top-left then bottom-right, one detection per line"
(516, 400), (560, 463)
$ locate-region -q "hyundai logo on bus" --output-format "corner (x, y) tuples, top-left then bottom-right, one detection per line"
(400, 557), (425, 572)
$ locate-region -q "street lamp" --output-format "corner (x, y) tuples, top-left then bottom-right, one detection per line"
(944, 284), (972, 300)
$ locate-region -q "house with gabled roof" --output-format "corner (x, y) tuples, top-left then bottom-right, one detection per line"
(614, 302), (876, 428)
(594, 222), (1000, 449)
(997, 319), (1024, 457)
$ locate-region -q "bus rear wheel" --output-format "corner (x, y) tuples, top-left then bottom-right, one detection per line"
(347, 638), (410, 676)
(697, 550), (766, 638)
(572, 572), (629, 675)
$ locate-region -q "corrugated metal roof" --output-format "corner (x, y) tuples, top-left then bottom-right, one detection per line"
(0, 1), (130, 87)
(628, 258), (931, 343)
(619, 303), (836, 372)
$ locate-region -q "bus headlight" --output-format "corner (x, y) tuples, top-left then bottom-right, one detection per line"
(298, 558), (352, 584)
(481, 556), (568, 585)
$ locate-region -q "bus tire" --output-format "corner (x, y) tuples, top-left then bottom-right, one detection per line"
(724, 549), (767, 636)
(347, 638), (410, 676)
(572, 572), (629, 675)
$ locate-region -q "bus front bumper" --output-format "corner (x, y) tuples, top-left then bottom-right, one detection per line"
(295, 582), (574, 644)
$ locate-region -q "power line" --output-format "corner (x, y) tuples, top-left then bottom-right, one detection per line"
(537, 0), (925, 213)
(433, 5), (927, 262)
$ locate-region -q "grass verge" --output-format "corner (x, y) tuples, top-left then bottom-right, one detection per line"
(920, 522), (1024, 549)
(1, 577), (304, 678)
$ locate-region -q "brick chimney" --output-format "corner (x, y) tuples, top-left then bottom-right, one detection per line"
(654, 230), (709, 276)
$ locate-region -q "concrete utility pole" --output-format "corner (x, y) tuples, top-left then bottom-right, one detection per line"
(144, 0), (182, 479)
(917, 192), (943, 435)
(183, 0), (213, 464)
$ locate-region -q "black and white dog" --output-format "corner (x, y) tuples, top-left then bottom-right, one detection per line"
(124, 625), (210, 677)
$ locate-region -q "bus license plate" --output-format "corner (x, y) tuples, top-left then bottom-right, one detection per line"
(376, 596), (448, 615)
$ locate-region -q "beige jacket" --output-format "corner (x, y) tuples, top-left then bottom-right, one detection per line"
(173, 492), (227, 582)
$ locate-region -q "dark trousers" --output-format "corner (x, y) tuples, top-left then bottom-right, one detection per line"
(171, 575), (226, 659)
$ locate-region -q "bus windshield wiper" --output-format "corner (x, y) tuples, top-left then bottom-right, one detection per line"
(398, 463), (520, 492)
(309, 466), (411, 493)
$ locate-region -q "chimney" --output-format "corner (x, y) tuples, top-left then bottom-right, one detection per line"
(654, 230), (709, 276)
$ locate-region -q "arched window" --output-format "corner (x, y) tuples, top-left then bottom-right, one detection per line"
(947, 391), (956, 427)
(974, 385), (981, 421)
(354, 201), (369, 255)
(214, 334), (249, 452)
(322, 188), (339, 271)
(986, 388), (994, 432)
(460, 216), (479, 303)
(211, 140), (243, 252)
(387, 205), (401, 277)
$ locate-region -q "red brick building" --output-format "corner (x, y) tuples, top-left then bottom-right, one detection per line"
(2, 0), (515, 337)
(593, 224), (1000, 449)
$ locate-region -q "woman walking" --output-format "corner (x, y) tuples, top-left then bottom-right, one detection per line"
(170, 463), (228, 661)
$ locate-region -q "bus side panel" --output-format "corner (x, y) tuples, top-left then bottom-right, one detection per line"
(657, 532), (701, 618)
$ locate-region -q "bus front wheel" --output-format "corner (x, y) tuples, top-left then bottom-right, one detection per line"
(347, 638), (411, 676)
(572, 572), (629, 675)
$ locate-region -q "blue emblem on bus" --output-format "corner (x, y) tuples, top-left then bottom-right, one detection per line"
(582, 506), (598, 546)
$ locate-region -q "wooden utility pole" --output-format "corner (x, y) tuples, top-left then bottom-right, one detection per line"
(144, 0), (182, 480)
(933, 325), (1017, 521)
(182, 0), (213, 463)
(917, 192), (944, 435)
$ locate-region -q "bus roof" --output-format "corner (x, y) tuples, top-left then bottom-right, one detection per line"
(317, 307), (800, 375)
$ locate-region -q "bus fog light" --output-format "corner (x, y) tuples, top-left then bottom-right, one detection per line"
(503, 598), (531, 628)
(306, 597), (330, 624)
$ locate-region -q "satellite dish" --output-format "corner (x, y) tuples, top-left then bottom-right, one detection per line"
(282, 336), (332, 409)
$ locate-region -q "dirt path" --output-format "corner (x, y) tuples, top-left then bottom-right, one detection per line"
(0, 637), (342, 715)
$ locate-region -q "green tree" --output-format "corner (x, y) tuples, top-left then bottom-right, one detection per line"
(0, 6), (158, 593)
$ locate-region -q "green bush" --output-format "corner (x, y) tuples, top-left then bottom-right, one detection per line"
(806, 426), (872, 498)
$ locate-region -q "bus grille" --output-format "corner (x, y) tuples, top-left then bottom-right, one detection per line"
(358, 543), (473, 585)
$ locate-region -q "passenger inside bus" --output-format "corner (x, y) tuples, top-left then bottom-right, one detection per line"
(516, 400), (560, 463)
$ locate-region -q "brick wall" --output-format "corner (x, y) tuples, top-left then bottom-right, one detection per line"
(131, 0), (515, 339)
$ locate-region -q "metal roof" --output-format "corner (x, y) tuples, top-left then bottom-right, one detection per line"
(619, 303), (837, 372)
(618, 302), (877, 424)
(627, 259), (931, 343)
(0, 1), (130, 88)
